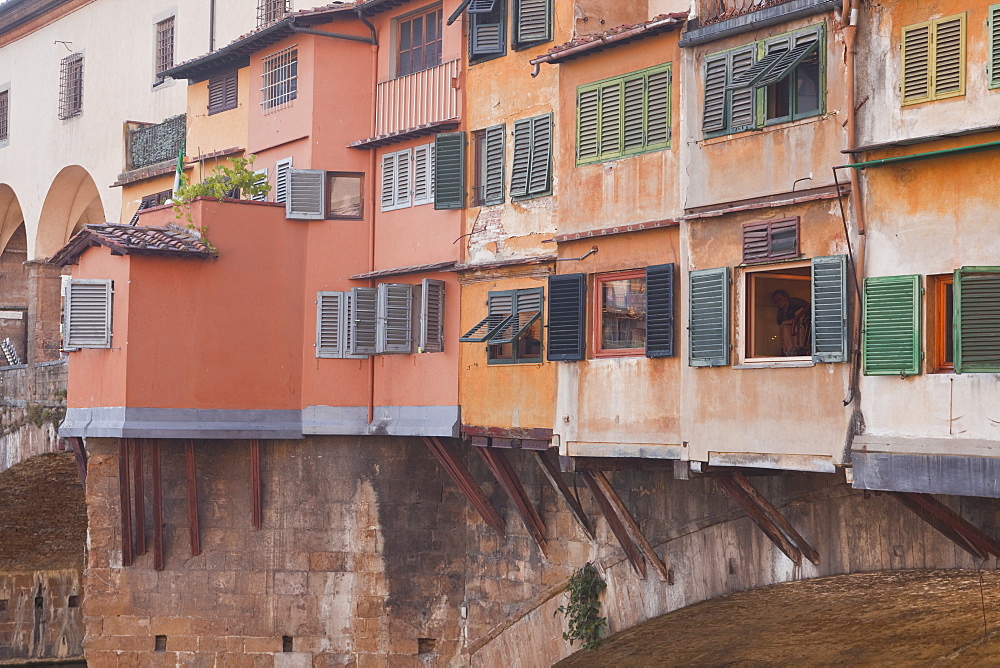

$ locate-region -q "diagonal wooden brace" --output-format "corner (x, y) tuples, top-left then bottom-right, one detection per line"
(533, 450), (595, 541)
(587, 471), (670, 582)
(580, 471), (646, 579)
(422, 436), (505, 537)
(716, 474), (804, 566)
(729, 472), (819, 565)
(893, 492), (1000, 561)
(477, 447), (547, 557)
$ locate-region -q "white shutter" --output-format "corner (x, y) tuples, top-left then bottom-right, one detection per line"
(286, 168), (325, 220)
(65, 279), (112, 349)
(395, 149), (412, 209)
(380, 152), (397, 211)
(412, 144), (434, 206)
(275, 157), (293, 203)
(251, 168), (268, 202)
(349, 287), (378, 355)
(316, 292), (343, 358)
(376, 283), (413, 354)
(420, 278), (445, 353)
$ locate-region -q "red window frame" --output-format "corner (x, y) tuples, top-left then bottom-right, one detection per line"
(593, 269), (647, 358)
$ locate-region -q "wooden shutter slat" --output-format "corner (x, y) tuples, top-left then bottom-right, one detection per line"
(420, 278), (445, 353)
(688, 267), (730, 367)
(509, 118), (532, 197)
(349, 287), (378, 355)
(483, 125), (505, 205)
(547, 274), (585, 361)
(598, 82), (621, 158)
(527, 115), (552, 195)
(286, 168), (325, 220)
(702, 55), (728, 133)
(862, 275), (921, 376)
(577, 87), (600, 162)
(811, 255), (848, 363)
(955, 268), (1000, 373)
(434, 132), (465, 209)
(901, 23), (931, 104)
(645, 263), (675, 358)
(932, 15), (965, 98)
(516, 0), (550, 45)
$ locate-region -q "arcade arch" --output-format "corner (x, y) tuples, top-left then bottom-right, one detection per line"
(34, 166), (105, 260)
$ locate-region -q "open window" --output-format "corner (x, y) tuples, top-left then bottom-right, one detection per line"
(744, 263), (812, 360)
(460, 287), (542, 364)
(595, 271), (646, 357)
(928, 274), (954, 372)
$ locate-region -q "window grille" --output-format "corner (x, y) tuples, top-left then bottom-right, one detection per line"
(0, 90), (8, 142)
(59, 53), (84, 120)
(261, 47), (297, 111)
(155, 17), (175, 84)
(258, 0), (290, 28)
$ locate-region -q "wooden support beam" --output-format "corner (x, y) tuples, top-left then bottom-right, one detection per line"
(532, 450), (595, 541)
(588, 471), (670, 582)
(477, 447), (547, 557)
(132, 439), (146, 557)
(729, 472), (819, 565)
(118, 439), (134, 567)
(716, 475), (802, 565)
(250, 439), (262, 531)
(151, 440), (164, 571)
(422, 436), (505, 537)
(70, 437), (87, 489)
(893, 492), (1000, 560)
(185, 439), (201, 557)
(580, 471), (647, 578)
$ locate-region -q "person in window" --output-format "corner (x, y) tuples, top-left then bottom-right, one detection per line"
(772, 289), (810, 356)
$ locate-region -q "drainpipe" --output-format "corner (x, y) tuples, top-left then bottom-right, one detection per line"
(358, 7), (379, 426)
(209, 0), (216, 52)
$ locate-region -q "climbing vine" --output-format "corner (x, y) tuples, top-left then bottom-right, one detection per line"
(172, 155), (271, 222)
(554, 562), (608, 650)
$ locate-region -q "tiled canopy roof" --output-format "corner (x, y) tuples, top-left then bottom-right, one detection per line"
(530, 13), (688, 66)
(50, 223), (216, 266)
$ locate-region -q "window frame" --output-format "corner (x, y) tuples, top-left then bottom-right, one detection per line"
(58, 52), (84, 120)
(260, 46), (298, 112)
(0, 86), (9, 146)
(325, 171), (365, 220)
(740, 260), (812, 363)
(380, 142), (435, 212)
(64, 279), (113, 350)
(154, 15), (175, 86)
(396, 4), (444, 77)
(258, 0), (289, 27)
(761, 30), (824, 126)
(928, 274), (954, 373)
(900, 13), (966, 106)
(486, 287), (544, 365)
(593, 270), (647, 358)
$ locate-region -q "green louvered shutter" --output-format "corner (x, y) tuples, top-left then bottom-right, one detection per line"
(990, 5), (1000, 88)
(689, 267), (730, 367)
(644, 66), (670, 149)
(510, 118), (532, 197)
(811, 255), (848, 363)
(702, 54), (728, 133)
(598, 81), (622, 159)
(483, 125), (505, 205)
(577, 86), (600, 163)
(515, 0), (551, 46)
(527, 114), (552, 195)
(470, 8), (506, 57)
(547, 274), (585, 361)
(729, 47), (756, 130)
(954, 267), (1000, 373)
(645, 263), (675, 358)
(901, 22), (932, 104)
(434, 132), (465, 209)
(863, 275), (921, 376)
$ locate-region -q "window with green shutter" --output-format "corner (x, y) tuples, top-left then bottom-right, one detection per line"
(811, 255), (848, 363)
(434, 133), (464, 209)
(689, 267), (730, 367)
(954, 267), (1000, 373)
(513, 0), (552, 49)
(510, 114), (552, 200)
(862, 275), (922, 376)
(473, 125), (504, 206)
(901, 13), (966, 105)
(469, 0), (506, 62)
(988, 5), (1000, 89)
(576, 64), (672, 166)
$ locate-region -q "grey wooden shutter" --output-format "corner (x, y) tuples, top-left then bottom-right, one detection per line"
(380, 152), (396, 211)
(645, 263), (675, 358)
(862, 275), (921, 376)
(688, 267), (730, 367)
(729, 47), (757, 130)
(434, 132), (465, 209)
(547, 274), (585, 361)
(395, 149), (412, 209)
(349, 287), (378, 355)
(954, 267), (1000, 373)
(527, 114), (552, 196)
(65, 279), (112, 349)
(470, 10), (505, 56)
(577, 87), (600, 162)
(811, 255), (848, 363)
(702, 54), (728, 133)
(413, 143), (434, 206)
(483, 125), (505, 205)
(515, 0), (551, 46)
(316, 291), (343, 358)
(275, 157), (293, 203)
(376, 283), (413, 354)
(468, 0), (498, 12)
(510, 118), (532, 197)
(286, 169), (325, 220)
(420, 278), (445, 353)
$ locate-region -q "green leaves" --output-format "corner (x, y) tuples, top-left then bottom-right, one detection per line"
(554, 562), (607, 651)
(172, 155), (271, 222)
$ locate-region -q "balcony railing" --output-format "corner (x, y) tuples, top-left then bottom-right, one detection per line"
(701, 0), (797, 25)
(374, 59), (460, 139)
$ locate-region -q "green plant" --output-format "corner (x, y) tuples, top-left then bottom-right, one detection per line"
(172, 155), (270, 223)
(554, 562), (608, 651)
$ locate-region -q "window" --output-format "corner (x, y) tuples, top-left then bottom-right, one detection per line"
(595, 271), (647, 357)
(510, 114), (551, 200)
(64, 279), (112, 349)
(154, 16), (175, 85)
(702, 25), (823, 136)
(469, 0), (506, 62)
(0, 88), (9, 144)
(901, 13), (965, 105)
(326, 172), (363, 219)
(285, 169), (325, 220)
(742, 217), (798, 263)
(929, 274), (954, 372)
(473, 126), (504, 206)
(258, 0), (289, 28)
(261, 47), (297, 111)
(59, 53), (84, 120)
(381, 143), (435, 211)
(208, 71), (238, 115)
(460, 288), (543, 364)
(397, 7), (442, 77)
(513, 0), (552, 49)
(141, 190), (172, 208)
(989, 5), (1000, 89)
(745, 264), (812, 359)
(577, 64), (671, 165)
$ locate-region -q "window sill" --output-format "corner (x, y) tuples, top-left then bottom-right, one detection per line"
(700, 112), (832, 146)
(735, 359), (814, 369)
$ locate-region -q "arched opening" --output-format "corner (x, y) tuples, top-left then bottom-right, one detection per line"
(0, 222), (28, 365)
(35, 166), (105, 261)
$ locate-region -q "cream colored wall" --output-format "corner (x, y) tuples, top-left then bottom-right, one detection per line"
(0, 0), (262, 259)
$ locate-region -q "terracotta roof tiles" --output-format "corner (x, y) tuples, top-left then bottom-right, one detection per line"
(50, 223), (216, 266)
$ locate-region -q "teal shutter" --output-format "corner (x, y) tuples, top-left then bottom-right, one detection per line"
(547, 274), (585, 361)
(954, 267), (1000, 373)
(470, 6), (505, 57)
(728, 47), (757, 130)
(862, 275), (921, 376)
(527, 114), (552, 195)
(990, 5), (1000, 88)
(515, 0), (551, 46)
(702, 54), (728, 133)
(509, 118), (532, 197)
(645, 263), (675, 358)
(434, 132), (465, 210)
(811, 255), (848, 363)
(483, 125), (505, 205)
(689, 267), (730, 367)
(644, 67), (670, 148)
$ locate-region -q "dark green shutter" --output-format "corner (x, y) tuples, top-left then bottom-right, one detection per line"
(577, 87), (600, 163)
(689, 267), (730, 367)
(547, 274), (585, 361)
(728, 47), (756, 130)
(470, 4), (506, 57)
(811, 255), (848, 363)
(862, 275), (921, 376)
(702, 54), (728, 133)
(645, 263), (675, 358)
(483, 125), (505, 205)
(527, 114), (552, 195)
(515, 0), (551, 46)
(509, 118), (532, 197)
(434, 132), (465, 210)
(954, 267), (1000, 373)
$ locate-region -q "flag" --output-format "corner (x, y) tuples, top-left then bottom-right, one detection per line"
(171, 144), (184, 196)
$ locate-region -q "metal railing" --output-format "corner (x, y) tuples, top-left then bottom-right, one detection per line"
(375, 59), (460, 138)
(701, 0), (797, 24)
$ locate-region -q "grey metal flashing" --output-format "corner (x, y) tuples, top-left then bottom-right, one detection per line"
(852, 450), (1000, 499)
(369, 405), (461, 438)
(679, 0), (839, 47)
(302, 405), (369, 435)
(59, 407), (303, 440)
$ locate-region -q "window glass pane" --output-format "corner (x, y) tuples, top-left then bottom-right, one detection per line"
(518, 320), (542, 359)
(766, 78), (791, 121)
(795, 50), (821, 115)
(748, 268), (811, 358)
(600, 277), (647, 350)
(327, 174), (363, 219)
